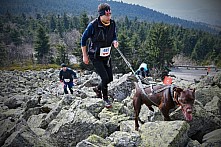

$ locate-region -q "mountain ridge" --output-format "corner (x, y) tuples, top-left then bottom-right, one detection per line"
(0, 0), (219, 33)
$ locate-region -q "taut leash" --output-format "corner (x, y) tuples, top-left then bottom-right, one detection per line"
(115, 47), (158, 106)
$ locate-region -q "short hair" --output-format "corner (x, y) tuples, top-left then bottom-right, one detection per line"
(98, 3), (110, 12)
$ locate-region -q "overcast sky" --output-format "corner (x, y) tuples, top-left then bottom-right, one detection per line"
(114, 0), (221, 26)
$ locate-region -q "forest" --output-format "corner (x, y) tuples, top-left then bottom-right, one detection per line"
(0, 11), (221, 72)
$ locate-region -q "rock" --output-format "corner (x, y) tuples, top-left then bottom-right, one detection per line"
(186, 139), (201, 147)
(79, 98), (104, 118)
(47, 108), (108, 146)
(76, 134), (111, 147)
(4, 97), (22, 109)
(22, 107), (42, 121)
(107, 131), (141, 147)
(27, 113), (47, 128)
(195, 86), (221, 106)
(109, 73), (134, 102)
(120, 120), (136, 133)
(0, 119), (16, 146)
(140, 121), (190, 147)
(202, 129), (221, 146)
(2, 119), (52, 147)
(204, 96), (221, 115)
(99, 102), (130, 134)
(25, 98), (39, 110)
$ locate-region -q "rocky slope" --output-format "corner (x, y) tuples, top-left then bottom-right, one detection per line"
(0, 69), (221, 146)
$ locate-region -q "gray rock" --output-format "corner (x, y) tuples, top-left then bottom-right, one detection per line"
(4, 97), (22, 109)
(2, 119), (52, 147)
(47, 108), (108, 146)
(109, 73), (134, 102)
(202, 129), (221, 146)
(0, 119), (16, 146)
(204, 96), (221, 115)
(140, 121), (190, 147)
(76, 134), (111, 147)
(107, 131), (141, 147)
(27, 113), (47, 128)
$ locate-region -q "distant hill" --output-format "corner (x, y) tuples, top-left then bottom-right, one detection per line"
(0, 0), (219, 33)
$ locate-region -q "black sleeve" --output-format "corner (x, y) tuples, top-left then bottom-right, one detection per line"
(145, 70), (149, 76)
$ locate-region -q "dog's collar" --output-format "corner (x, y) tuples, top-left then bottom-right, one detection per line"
(171, 85), (181, 106)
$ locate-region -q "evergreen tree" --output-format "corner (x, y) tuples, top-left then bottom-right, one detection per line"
(148, 24), (173, 69)
(10, 29), (22, 46)
(50, 14), (56, 32)
(56, 44), (69, 64)
(0, 43), (7, 67)
(63, 12), (69, 31)
(57, 19), (64, 38)
(34, 25), (50, 64)
(79, 11), (89, 34)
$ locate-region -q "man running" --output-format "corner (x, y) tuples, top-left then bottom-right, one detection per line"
(59, 63), (77, 94)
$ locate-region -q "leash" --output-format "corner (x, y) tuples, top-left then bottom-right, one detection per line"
(115, 47), (159, 106)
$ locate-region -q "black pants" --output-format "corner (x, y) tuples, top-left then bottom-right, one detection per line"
(91, 58), (113, 98)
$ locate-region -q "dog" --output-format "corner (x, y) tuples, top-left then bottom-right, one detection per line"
(133, 82), (195, 131)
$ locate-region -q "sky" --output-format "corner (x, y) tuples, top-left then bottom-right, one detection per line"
(114, 0), (221, 26)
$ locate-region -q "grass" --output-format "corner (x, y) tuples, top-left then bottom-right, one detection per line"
(0, 63), (81, 71)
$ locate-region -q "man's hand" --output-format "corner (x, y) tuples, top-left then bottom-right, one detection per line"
(83, 54), (89, 64)
(73, 79), (78, 84)
(113, 40), (119, 48)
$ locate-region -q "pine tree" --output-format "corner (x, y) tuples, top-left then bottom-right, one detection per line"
(34, 25), (50, 64)
(56, 44), (69, 64)
(50, 14), (56, 32)
(148, 24), (173, 69)
(79, 11), (89, 34)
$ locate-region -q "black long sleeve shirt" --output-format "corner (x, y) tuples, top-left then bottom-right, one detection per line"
(59, 68), (77, 82)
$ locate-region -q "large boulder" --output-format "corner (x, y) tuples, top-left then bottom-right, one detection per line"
(109, 73), (134, 102)
(2, 119), (52, 147)
(46, 108), (108, 146)
(139, 121), (190, 147)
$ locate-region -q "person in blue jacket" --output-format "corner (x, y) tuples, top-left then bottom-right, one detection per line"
(59, 63), (77, 94)
(81, 3), (119, 108)
(135, 63), (149, 78)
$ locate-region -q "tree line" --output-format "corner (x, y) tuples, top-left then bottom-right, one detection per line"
(0, 12), (220, 72)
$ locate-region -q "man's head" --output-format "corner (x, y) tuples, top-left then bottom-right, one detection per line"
(61, 63), (67, 71)
(98, 3), (111, 25)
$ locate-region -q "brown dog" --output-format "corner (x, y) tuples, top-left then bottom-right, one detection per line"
(133, 82), (195, 131)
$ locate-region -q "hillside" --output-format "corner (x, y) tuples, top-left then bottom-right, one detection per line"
(0, 0), (218, 33)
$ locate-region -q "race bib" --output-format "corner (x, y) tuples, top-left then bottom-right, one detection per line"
(100, 46), (111, 57)
(64, 79), (70, 82)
